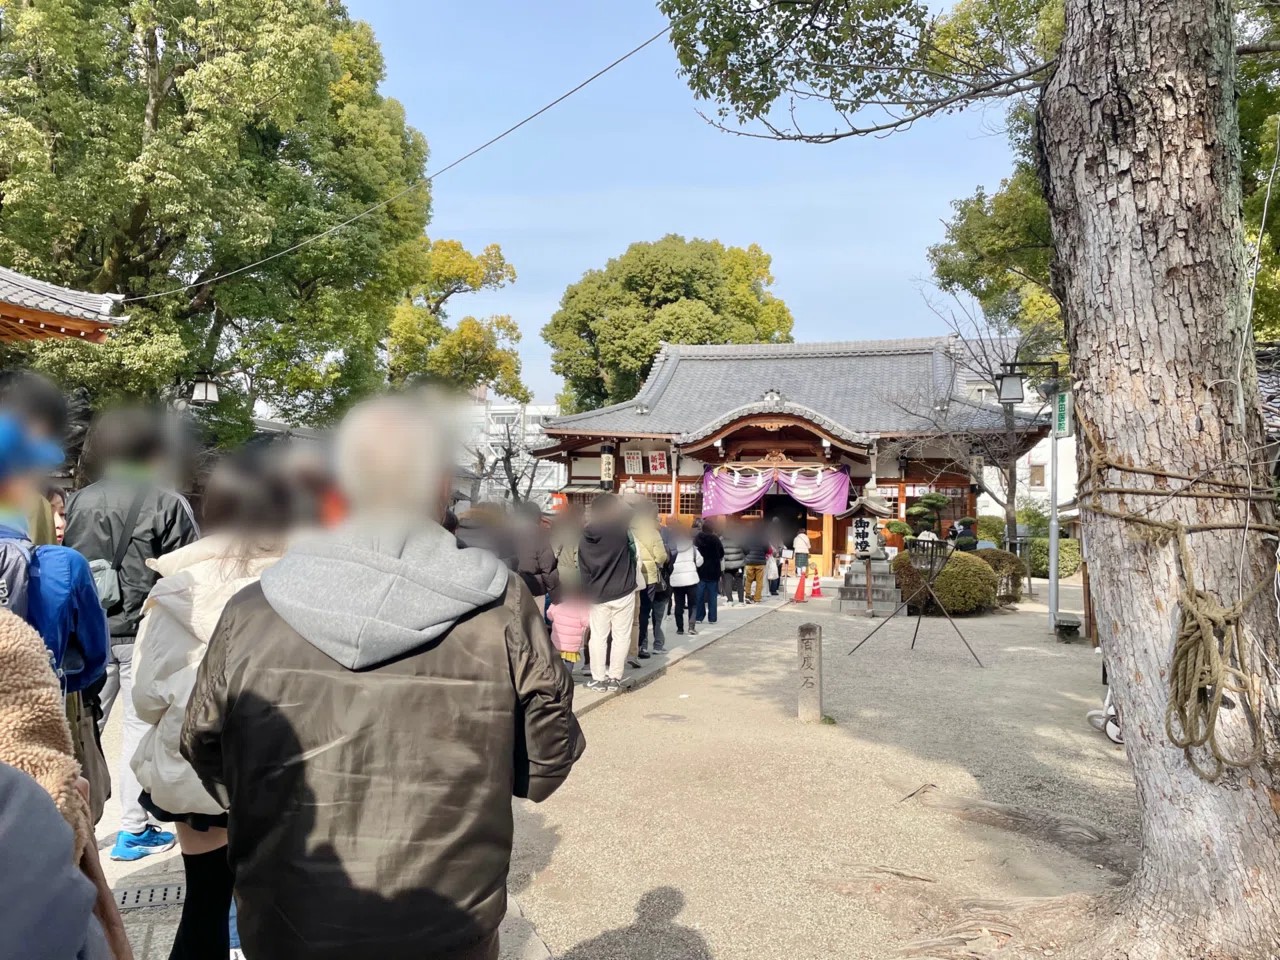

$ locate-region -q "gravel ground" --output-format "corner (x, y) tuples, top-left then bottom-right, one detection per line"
(509, 601), (1136, 959)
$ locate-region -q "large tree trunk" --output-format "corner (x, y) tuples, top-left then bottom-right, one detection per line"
(1038, 1), (1280, 956)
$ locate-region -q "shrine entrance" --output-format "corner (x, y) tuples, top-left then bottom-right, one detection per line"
(761, 493), (807, 548)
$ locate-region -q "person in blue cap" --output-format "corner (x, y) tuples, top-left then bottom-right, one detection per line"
(0, 407), (110, 688)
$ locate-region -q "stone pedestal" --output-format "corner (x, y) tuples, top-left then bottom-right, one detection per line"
(833, 557), (901, 616)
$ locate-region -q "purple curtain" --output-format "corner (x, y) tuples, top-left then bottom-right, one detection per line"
(775, 465), (852, 514)
(701, 467), (774, 516)
(701, 465), (851, 517)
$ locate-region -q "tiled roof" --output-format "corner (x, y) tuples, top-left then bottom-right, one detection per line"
(543, 337), (1029, 440)
(0, 266), (124, 325)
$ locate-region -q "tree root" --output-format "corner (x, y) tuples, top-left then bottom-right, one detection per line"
(896, 782), (1137, 875)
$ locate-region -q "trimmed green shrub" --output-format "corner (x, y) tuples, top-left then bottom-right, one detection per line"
(976, 548), (1026, 603)
(1028, 537), (1082, 578)
(976, 514), (1006, 544)
(892, 550), (998, 615)
(957, 516), (977, 527)
(886, 520), (913, 537)
(954, 536), (978, 552)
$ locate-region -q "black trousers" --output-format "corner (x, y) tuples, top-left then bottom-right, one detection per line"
(720, 569), (744, 602)
(672, 584), (698, 631)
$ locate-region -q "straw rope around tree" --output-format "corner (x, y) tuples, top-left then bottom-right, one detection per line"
(1076, 416), (1275, 780)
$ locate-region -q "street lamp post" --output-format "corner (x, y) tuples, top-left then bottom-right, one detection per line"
(997, 360), (1062, 629)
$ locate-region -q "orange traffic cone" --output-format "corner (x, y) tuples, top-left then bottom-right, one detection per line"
(792, 569), (808, 603)
(811, 568), (823, 598)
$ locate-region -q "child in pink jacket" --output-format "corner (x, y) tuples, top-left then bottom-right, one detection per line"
(546, 595), (590, 669)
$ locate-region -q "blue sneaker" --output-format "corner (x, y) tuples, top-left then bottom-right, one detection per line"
(110, 825), (176, 861)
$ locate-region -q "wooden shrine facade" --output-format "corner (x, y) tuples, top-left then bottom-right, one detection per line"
(537, 339), (1046, 575)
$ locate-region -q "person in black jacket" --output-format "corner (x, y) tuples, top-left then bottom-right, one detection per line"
(742, 521), (769, 603)
(693, 519), (725, 625)
(578, 493), (637, 691)
(63, 406), (199, 862)
(513, 501), (559, 602)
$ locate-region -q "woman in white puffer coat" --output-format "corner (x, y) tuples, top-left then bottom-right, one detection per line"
(667, 521), (703, 637)
(130, 451), (307, 960)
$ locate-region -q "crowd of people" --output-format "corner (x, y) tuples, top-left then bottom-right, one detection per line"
(0, 378), (585, 960)
(457, 495), (795, 692)
(0, 370), (810, 960)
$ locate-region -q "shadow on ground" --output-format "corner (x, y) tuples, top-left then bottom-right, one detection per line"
(558, 887), (713, 960)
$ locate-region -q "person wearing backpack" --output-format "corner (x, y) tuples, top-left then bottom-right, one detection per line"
(64, 407), (200, 862)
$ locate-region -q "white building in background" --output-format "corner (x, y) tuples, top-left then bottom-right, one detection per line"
(960, 365), (1079, 528)
(457, 389), (566, 510)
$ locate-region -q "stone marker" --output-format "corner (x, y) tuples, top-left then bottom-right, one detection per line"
(798, 622), (823, 722)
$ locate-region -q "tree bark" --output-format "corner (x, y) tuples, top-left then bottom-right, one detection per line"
(1039, 1), (1280, 956)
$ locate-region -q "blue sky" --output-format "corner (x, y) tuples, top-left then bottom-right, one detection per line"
(348, 0), (1018, 403)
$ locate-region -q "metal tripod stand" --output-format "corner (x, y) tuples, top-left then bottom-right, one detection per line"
(847, 540), (984, 667)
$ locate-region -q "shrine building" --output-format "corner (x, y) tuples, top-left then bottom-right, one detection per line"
(536, 337), (1046, 576)
(0, 266), (125, 344)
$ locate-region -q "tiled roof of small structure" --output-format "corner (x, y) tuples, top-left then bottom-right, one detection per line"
(0, 266), (124, 325)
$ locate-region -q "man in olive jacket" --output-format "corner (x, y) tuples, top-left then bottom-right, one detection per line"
(182, 396), (584, 960)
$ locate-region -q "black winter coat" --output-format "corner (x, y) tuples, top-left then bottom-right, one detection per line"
(182, 576), (583, 960)
(693, 531), (725, 581)
(743, 535), (769, 566)
(63, 478), (200, 641)
(516, 525), (560, 599)
(577, 522), (636, 604)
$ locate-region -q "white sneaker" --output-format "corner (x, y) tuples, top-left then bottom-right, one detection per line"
(230, 951), (246, 960)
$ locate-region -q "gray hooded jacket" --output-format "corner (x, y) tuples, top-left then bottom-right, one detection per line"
(182, 520), (584, 960)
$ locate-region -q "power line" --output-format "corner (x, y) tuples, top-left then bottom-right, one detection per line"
(125, 22), (674, 304)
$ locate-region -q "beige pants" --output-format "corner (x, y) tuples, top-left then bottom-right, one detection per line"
(588, 592), (638, 681)
(745, 565), (766, 602)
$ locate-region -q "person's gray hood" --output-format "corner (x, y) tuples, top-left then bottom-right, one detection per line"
(259, 520), (509, 670)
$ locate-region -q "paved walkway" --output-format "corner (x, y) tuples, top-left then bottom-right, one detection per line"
(509, 598), (1132, 959)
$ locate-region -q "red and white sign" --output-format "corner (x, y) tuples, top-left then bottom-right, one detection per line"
(648, 451), (668, 474)
(623, 450), (643, 475)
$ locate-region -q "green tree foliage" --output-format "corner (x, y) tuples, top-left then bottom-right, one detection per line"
(927, 3), (1280, 339)
(976, 514), (1007, 543)
(906, 491), (951, 532)
(387, 238), (527, 400)
(0, 0), (430, 427)
(1016, 498), (1051, 537)
(1028, 537), (1081, 578)
(543, 234), (793, 411)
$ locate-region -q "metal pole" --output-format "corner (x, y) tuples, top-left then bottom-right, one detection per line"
(1048, 390), (1060, 630)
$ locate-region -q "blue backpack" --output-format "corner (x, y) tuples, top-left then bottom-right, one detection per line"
(0, 534), (109, 693)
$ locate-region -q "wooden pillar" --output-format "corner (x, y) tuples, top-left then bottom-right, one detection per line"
(821, 511), (834, 578)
